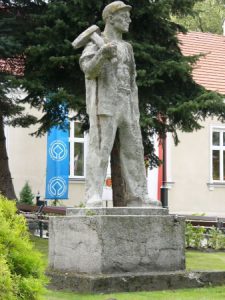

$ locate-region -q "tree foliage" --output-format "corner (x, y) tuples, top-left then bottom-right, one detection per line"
(172, 0), (225, 34)
(0, 0), (46, 198)
(19, 181), (34, 205)
(0, 0), (45, 127)
(14, 0), (225, 167)
(2, 0), (225, 171)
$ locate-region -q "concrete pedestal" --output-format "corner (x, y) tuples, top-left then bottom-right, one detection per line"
(49, 208), (185, 275)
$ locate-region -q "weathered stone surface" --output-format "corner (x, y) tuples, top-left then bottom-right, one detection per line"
(66, 207), (168, 216)
(73, 1), (161, 207)
(49, 214), (185, 274)
(47, 270), (225, 293)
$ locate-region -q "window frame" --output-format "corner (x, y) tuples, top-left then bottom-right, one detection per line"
(210, 125), (225, 184)
(69, 121), (87, 180)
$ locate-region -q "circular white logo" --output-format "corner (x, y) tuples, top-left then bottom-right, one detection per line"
(49, 140), (67, 161)
(48, 177), (67, 197)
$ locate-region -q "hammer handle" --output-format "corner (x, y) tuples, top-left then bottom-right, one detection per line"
(90, 32), (105, 48)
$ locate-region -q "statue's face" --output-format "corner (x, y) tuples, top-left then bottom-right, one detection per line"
(110, 9), (131, 33)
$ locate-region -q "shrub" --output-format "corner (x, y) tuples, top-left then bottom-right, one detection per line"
(19, 181), (34, 205)
(0, 194), (47, 300)
(0, 256), (15, 300)
(185, 222), (225, 250)
(208, 226), (225, 250)
(185, 222), (206, 249)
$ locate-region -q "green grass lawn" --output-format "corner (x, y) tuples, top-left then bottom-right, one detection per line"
(186, 250), (225, 271)
(31, 236), (225, 300)
(30, 235), (48, 265)
(45, 286), (225, 300)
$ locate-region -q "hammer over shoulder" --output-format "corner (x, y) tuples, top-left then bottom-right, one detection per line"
(72, 25), (104, 49)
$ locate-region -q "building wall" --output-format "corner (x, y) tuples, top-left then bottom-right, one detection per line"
(6, 124), (47, 201)
(169, 117), (225, 216)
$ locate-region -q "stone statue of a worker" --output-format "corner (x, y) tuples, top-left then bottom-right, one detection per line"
(76, 1), (160, 207)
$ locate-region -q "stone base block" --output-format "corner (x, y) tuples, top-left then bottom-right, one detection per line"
(49, 209), (185, 274)
(66, 207), (168, 216)
(47, 270), (225, 293)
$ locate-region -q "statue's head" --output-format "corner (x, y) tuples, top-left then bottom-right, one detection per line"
(102, 1), (132, 33)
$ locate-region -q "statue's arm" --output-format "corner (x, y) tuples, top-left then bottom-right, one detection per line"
(132, 84), (140, 121)
(80, 48), (105, 79)
(129, 44), (140, 120)
(80, 42), (116, 79)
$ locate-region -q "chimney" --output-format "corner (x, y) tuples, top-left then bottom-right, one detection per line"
(222, 19), (225, 36)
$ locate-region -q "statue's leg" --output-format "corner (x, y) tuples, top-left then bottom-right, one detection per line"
(85, 114), (116, 207)
(119, 119), (161, 207)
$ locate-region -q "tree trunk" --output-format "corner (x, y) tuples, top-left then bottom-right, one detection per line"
(0, 115), (16, 200)
(111, 130), (127, 207)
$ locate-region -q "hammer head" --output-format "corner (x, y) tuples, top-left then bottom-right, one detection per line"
(72, 25), (101, 49)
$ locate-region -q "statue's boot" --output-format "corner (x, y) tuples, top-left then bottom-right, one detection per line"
(143, 195), (162, 207)
(86, 194), (102, 207)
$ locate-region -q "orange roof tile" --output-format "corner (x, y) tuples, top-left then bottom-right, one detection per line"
(0, 57), (24, 76)
(179, 32), (225, 95)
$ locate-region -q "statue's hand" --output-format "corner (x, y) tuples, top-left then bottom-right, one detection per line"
(100, 43), (117, 60)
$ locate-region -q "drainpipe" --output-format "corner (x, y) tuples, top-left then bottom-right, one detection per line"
(160, 135), (168, 208)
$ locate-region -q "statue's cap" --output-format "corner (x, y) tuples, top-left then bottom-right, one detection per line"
(102, 1), (132, 22)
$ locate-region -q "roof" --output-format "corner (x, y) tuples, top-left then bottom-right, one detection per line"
(0, 6), (24, 76)
(178, 31), (225, 95)
(0, 57), (24, 76)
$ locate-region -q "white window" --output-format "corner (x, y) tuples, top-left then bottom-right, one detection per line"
(69, 121), (87, 179)
(211, 127), (225, 182)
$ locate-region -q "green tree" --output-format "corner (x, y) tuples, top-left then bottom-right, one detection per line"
(19, 181), (34, 205)
(0, 1), (46, 199)
(2, 0), (225, 204)
(172, 0), (225, 34)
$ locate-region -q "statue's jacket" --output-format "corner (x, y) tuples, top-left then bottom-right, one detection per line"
(79, 39), (140, 120)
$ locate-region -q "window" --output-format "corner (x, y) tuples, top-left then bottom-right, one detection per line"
(69, 122), (87, 179)
(211, 128), (225, 182)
